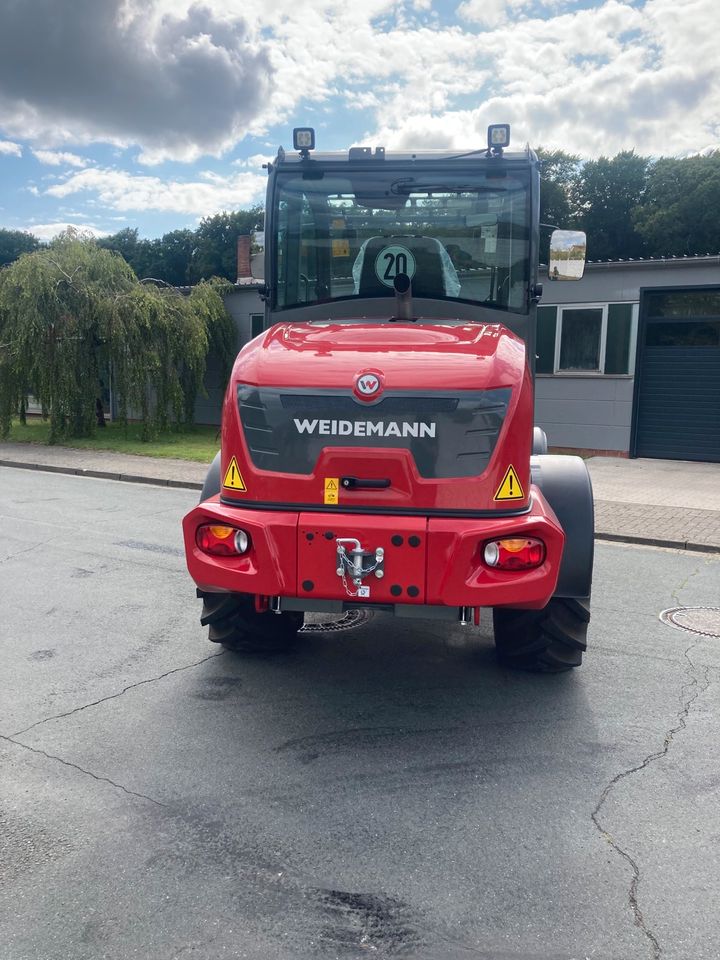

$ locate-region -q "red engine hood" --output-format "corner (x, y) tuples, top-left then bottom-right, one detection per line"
(233, 321), (526, 390)
(219, 319), (534, 514)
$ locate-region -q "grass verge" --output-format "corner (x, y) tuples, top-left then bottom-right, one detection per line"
(4, 418), (219, 463)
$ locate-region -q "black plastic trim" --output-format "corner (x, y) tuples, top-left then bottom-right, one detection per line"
(530, 453), (594, 598)
(341, 476), (391, 489)
(532, 426), (548, 455)
(238, 385), (511, 479)
(200, 452), (222, 503)
(218, 496), (531, 519)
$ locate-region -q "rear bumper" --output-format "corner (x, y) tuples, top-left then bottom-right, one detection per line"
(183, 488), (565, 611)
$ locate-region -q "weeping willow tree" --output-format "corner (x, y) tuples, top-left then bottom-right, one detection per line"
(0, 232), (236, 442)
(185, 278), (236, 426)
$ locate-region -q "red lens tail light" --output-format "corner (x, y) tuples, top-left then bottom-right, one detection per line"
(483, 537), (545, 570)
(196, 524), (250, 557)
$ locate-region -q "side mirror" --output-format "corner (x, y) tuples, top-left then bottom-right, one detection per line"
(548, 230), (586, 281)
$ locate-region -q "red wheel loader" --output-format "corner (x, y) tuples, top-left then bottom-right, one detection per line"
(182, 124), (594, 671)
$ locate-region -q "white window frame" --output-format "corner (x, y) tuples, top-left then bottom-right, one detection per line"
(627, 303), (639, 374)
(552, 301), (638, 376)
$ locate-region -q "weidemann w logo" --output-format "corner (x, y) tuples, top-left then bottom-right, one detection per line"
(294, 418), (436, 438)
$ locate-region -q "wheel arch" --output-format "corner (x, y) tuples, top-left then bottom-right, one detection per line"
(531, 453), (594, 599)
(200, 451), (222, 502)
(532, 427), (548, 455)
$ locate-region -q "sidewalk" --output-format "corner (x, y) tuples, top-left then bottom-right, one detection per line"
(1, 441), (719, 552)
(587, 456), (720, 552)
(0, 441), (207, 489)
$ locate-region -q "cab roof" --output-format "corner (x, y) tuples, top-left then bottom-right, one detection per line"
(272, 145), (537, 168)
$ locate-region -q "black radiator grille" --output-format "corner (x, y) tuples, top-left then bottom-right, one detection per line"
(238, 386), (510, 479)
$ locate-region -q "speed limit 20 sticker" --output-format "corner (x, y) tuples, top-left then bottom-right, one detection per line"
(374, 244), (416, 288)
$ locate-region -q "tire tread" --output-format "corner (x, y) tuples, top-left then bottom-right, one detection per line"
(493, 597), (590, 673)
(198, 591), (302, 653)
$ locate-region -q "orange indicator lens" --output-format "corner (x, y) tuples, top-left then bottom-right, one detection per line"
(209, 525), (234, 539)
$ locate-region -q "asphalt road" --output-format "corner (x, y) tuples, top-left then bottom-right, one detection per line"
(1, 467), (719, 960)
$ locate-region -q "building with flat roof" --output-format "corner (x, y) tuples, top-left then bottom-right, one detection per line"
(535, 256), (719, 461)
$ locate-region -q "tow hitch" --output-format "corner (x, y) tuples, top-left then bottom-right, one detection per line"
(335, 538), (385, 598)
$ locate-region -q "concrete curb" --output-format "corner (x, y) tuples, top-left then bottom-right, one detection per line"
(3, 458), (719, 554)
(0, 458), (203, 491)
(595, 530), (720, 555)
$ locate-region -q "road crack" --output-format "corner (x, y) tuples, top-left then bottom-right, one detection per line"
(670, 565), (701, 608)
(0, 537), (56, 565)
(591, 564), (712, 959)
(1, 733), (167, 807)
(9, 650), (225, 738)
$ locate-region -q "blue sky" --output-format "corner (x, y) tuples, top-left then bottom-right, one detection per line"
(0, 0), (717, 240)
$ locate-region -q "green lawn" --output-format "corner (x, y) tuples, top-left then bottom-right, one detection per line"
(5, 419), (219, 463)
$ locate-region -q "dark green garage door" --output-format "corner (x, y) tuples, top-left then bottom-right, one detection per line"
(633, 288), (720, 462)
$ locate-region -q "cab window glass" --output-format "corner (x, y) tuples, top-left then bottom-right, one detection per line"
(274, 169), (530, 313)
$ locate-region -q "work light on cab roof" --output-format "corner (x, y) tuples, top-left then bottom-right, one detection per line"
(292, 127), (315, 157)
(487, 123), (510, 154)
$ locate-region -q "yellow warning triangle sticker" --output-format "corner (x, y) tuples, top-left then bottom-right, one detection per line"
(222, 456), (247, 491)
(324, 477), (339, 504)
(494, 465), (524, 501)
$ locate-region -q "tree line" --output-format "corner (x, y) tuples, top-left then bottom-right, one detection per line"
(538, 148), (720, 262)
(0, 207), (263, 284)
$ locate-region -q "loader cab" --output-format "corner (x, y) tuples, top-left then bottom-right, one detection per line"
(263, 130), (543, 349)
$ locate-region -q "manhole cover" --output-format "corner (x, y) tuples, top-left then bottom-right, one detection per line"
(300, 609), (372, 634)
(659, 606), (720, 638)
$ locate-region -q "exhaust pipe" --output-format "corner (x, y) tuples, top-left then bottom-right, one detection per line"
(392, 272), (414, 321)
(459, 606), (473, 626)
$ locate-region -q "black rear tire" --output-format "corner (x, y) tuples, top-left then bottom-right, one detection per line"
(199, 591), (303, 654)
(493, 597), (589, 672)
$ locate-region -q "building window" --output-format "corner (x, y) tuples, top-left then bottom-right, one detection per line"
(559, 308), (603, 371)
(536, 306), (556, 374)
(646, 320), (720, 346)
(646, 289), (720, 318)
(605, 303), (633, 373)
(537, 302), (636, 375)
(251, 313), (264, 339)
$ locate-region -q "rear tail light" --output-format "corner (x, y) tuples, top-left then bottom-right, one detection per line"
(196, 524), (251, 556)
(483, 537), (545, 570)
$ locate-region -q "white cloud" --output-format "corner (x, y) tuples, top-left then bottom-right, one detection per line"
(457, 0), (524, 28)
(367, 0), (720, 159)
(0, 139), (22, 157)
(32, 149), (88, 167)
(0, 0), (717, 221)
(24, 222), (109, 241)
(45, 167), (266, 215)
(0, 0), (272, 163)
(232, 153), (275, 170)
